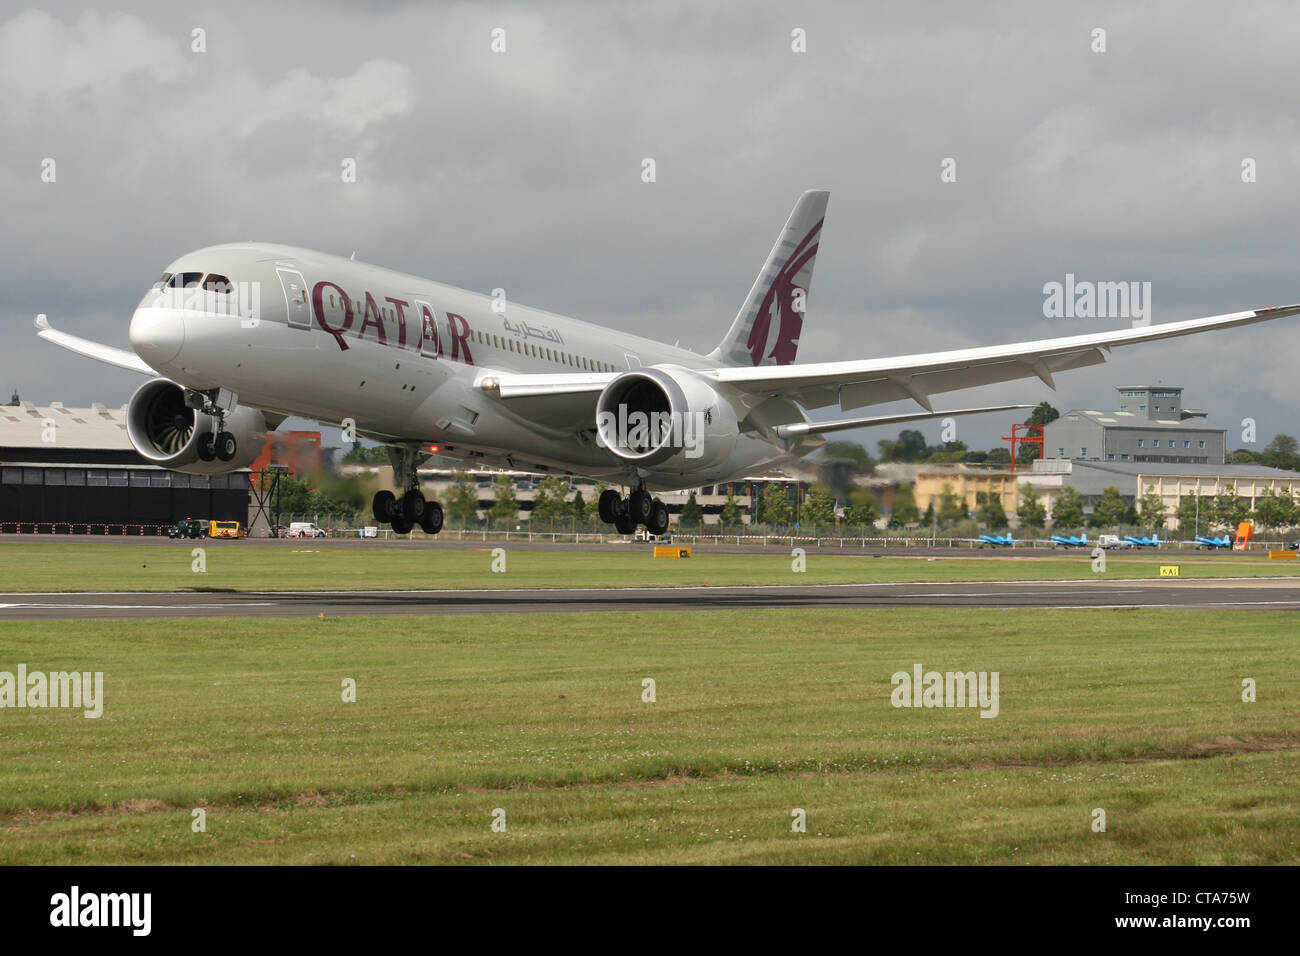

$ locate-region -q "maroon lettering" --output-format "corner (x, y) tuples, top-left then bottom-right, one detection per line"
(312, 280), (353, 351)
(446, 312), (473, 365)
(359, 292), (388, 345)
(385, 297), (411, 349)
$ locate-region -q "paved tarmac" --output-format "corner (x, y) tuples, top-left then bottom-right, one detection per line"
(2, 578), (1299, 619)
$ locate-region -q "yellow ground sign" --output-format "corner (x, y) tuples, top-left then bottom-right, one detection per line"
(1268, 550), (1298, 560)
(653, 546), (692, 559)
(1159, 565), (1181, 577)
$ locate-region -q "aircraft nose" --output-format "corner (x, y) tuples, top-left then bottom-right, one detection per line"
(129, 308), (184, 366)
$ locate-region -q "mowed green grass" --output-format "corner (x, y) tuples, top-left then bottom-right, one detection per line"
(0, 541), (1296, 592)
(1, 608), (1296, 864)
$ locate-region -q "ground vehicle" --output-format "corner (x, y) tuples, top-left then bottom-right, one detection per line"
(208, 519), (245, 539)
(287, 522), (327, 538)
(1097, 534), (1134, 550)
(167, 518), (207, 539)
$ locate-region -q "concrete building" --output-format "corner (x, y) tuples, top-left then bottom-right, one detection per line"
(1043, 386), (1225, 465)
(1, 399), (251, 532)
(914, 466), (1018, 515)
(1021, 458), (1300, 526)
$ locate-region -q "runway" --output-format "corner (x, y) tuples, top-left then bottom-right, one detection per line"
(3, 578), (1299, 619)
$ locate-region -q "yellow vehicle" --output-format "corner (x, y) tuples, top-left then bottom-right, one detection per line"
(208, 519), (245, 539)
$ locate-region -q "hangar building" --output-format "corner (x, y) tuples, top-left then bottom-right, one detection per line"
(0, 398), (251, 533)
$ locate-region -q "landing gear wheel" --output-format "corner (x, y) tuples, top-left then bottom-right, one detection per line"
(649, 500), (670, 536)
(373, 490), (397, 524)
(420, 500), (444, 535)
(215, 431), (237, 462)
(614, 512), (636, 535)
(401, 489), (426, 523)
(598, 489), (621, 523)
(197, 433), (217, 462)
(629, 489), (653, 523)
(391, 517), (413, 534)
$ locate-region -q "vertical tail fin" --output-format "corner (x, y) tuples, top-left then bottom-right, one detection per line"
(708, 189), (829, 367)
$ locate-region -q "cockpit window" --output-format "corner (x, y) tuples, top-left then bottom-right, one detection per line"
(151, 273), (174, 291)
(203, 274), (233, 294)
(165, 272), (203, 289)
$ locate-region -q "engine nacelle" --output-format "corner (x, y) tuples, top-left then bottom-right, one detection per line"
(126, 379), (268, 474)
(595, 365), (740, 471)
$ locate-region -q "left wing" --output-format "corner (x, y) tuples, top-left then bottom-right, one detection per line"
(35, 314), (155, 375)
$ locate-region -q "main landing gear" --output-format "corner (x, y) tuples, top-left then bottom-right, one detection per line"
(197, 427), (237, 463)
(373, 445), (444, 535)
(599, 486), (670, 536)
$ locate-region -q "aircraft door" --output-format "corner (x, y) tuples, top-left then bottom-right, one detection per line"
(415, 300), (440, 358)
(277, 268), (311, 329)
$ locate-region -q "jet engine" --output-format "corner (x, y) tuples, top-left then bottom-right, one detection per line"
(594, 365), (740, 472)
(126, 378), (268, 474)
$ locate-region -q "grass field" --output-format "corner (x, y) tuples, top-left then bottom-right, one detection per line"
(1, 608), (1296, 864)
(1, 541), (1297, 592)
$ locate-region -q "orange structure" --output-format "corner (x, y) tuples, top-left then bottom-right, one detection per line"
(247, 431), (323, 481)
(1002, 423), (1044, 474)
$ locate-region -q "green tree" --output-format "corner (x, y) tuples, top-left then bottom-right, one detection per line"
(1213, 485), (1251, 531)
(1175, 494), (1213, 535)
(584, 482), (607, 522)
(444, 471), (480, 526)
(985, 447), (1012, 466)
(1261, 434), (1300, 471)
(720, 493), (743, 529)
(680, 491), (704, 528)
(819, 441), (876, 473)
(488, 475), (519, 528)
(976, 491), (1009, 529)
(1137, 487), (1166, 529)
(877, 429), (928, 462)
(1252, 490), (1295, 531)
(761, 483), (792, 526)
(530, 476), (574, 526)
(1017, 483), (1047, 528)
(1051, 487), (1085, 528)
(1089, 486), (1129, 528)
(936, 482), (966, 527)
(845, 488), (880, 528)
(802, 484), (838, 526)
(888, 485), (921, 529)
(1025, 402), (1060, 426)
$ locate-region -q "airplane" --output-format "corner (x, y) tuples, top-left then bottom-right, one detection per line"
(977, 533), (1017, 547)
(33, 190), (1300, 537)
(1124, 533), (1162, 547)
(1050, 533), (1089, 548)
(1195, 534), (1232, 549)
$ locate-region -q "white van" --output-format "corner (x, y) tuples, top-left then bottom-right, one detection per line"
(288, 522), (327, 538)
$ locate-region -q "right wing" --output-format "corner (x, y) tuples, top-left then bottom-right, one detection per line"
(34, 314), (155, 375)
(707, 304), (1300, 412)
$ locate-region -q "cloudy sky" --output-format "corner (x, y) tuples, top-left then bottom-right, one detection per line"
(4, 0), (1299, 456)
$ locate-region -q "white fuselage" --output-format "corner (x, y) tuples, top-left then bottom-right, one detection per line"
(128, 243), (801, 489)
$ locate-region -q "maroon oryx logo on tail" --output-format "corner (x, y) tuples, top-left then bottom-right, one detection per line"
(745, 218), (822, 366)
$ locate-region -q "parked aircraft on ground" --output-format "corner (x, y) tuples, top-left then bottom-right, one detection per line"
(35, 190), (1300, 536)
(977, 533), (1016, 547)
(1051, 533), (1089, 548)
(1195, 534), (1233, 549)
(1124, 534), (1162, 547)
